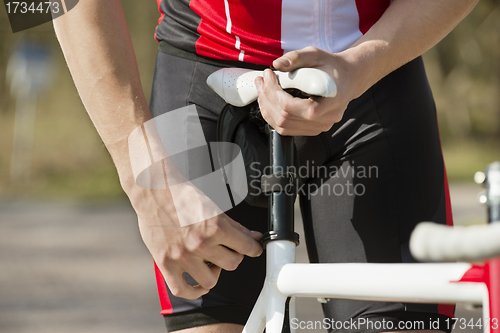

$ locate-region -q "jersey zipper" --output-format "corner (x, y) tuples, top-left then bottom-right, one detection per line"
(318, 0), (329, 51)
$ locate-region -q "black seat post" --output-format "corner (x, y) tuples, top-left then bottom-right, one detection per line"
(261, 126), (300, 247)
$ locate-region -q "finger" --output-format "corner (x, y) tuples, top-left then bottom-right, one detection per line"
(274, 90), (320, 119)
(229, 217), (263, 240)
(256, 69), (292, 124)
(273, 46), (327, 72)
(262, 68), (281, 92)
(259, 94), (335, 135)
(275, 117), (331, 133)
(276, 109), (335, 128)
(203, 245), (245, 271)
(219, 214), (263, 240)
(182, 259), (222, 290)
(162, 264), (210, 300)
(254, 76), (263, 90)
(256, 69), (283, 103)
(264, 91), (322, 126)
(278, 92), (344, 124)
(218, 220), (264, 257)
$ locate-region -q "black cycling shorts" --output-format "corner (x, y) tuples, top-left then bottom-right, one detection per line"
(148, 46), (454, 333)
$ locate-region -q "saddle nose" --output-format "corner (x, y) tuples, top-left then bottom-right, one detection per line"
(206, 68), (262, 107)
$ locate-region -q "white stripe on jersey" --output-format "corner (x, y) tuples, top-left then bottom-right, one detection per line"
(329, 0), (363, 52)
(281, 1), (316, 54)
(224, 0), (245, 62)
(224, 0), (232, 33)
(235, 36), (245, 61)
(281, 0), (363, 54)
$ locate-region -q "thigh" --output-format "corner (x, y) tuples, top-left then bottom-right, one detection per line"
(149, 51), (268, 331)
(298, 57), (453, 332)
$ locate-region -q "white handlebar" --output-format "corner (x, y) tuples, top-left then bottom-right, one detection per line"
(410, 221), (500, 262)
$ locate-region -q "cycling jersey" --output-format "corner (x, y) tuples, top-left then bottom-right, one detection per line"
(155, 0), (390, 65)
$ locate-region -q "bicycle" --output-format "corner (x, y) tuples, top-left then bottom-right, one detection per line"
(207, 67), (500, 333)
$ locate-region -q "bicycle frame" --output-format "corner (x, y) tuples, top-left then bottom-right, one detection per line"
(249, 130), (500, 333)
(245, 245), (499, 333)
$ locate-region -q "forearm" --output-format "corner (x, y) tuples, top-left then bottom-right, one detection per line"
(53, 1), (265, 300)
(53, 0), (150, 186)
(342, 0), (478, 98)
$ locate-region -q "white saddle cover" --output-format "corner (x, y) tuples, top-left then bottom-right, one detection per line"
(206, 68), (337, 107)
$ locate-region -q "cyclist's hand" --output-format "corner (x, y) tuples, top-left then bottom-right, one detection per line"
(254, 46), (362, 136)
(128, 182), (263, 300)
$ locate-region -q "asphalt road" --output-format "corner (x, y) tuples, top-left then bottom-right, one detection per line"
(0, 183), (487, 333)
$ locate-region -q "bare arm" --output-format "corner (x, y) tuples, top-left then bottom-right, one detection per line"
(54, 0), (148, 165)
(256, 0), (479, 135)
(53, 0), (262, 299)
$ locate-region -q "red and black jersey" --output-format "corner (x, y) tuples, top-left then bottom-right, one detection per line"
(155, 0), (391, 66)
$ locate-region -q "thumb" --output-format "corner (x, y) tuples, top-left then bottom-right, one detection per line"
(273, 47), (325, 72)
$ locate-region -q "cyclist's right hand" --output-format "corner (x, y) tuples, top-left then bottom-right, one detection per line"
(126, 181), (263, 300)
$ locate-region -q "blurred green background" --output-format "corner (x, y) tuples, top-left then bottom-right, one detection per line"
(0, 0), (499, 202)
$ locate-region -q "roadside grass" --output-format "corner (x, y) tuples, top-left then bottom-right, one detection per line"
(0, 57), (125, 202)
(442, 139), (500, 182)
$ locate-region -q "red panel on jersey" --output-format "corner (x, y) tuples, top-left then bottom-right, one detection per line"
(437, 304), (455, 319)
(437, 167), (456, 318)
(154, 262), (173, 315)
(354, 0), (390, 34)
(154, 0), (166, 42)
(190, 0), (283, 65)
(443, 168), (454, 227)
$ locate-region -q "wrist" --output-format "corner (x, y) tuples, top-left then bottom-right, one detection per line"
(338, 40), (392, 99)
(108, 127), (185, 201)
(102, 134), (147, 197)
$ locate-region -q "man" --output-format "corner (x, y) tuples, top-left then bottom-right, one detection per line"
(54, 1), (478, 332)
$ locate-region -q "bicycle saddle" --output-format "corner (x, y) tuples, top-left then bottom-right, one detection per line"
(207, 67), (337, 107)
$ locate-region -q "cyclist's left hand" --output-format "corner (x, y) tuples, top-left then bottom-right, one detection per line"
(254, 46), (362, 136)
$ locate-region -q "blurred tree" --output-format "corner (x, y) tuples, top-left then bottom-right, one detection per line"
(426, 0), (500, 140)
(0, 0), (158, 114)
(0, 0), (158, 198)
